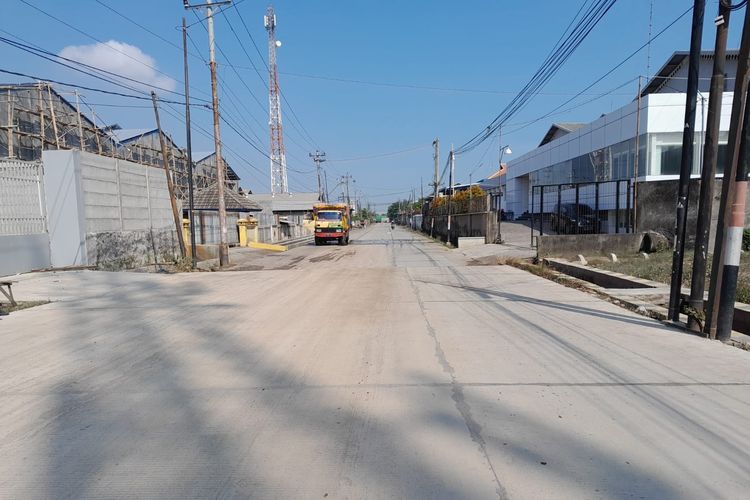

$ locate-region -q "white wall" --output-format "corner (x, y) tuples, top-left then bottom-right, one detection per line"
(43, 150), (178, 268)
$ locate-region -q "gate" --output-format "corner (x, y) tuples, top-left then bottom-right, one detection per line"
(0, 160), (46, 235)
(530, 179), (634, 244)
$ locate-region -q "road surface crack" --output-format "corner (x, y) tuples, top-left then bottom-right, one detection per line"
(407, 268), (508, 500)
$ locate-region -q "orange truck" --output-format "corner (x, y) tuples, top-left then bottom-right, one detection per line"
(313, 203), (351, 246)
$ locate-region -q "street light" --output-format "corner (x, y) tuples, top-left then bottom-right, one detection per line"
(499, 145), (512, 166)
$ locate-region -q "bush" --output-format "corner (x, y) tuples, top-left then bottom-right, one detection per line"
(744, 229), (750, 252)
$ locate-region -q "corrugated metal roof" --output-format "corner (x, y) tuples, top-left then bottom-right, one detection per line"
(538, 123), (585, 147)
(640, 49), (740, 97)
(109, 128), (157, 143)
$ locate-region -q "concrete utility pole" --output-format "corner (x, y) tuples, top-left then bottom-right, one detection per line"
(633, 75), (642, 231)
(323, 170), (329, 203)
(707, 4), (750, 337)
(687, 1), (730, 333)
(184, 0), (231, 266)
(151, 92), (186, 258)
(309, 150), (326, 202)
(668, 0), (705, 322)
(448, 146), (455, 235)
(432, 138), (440, 200)
(341, 173), (353, 208)
(182, 17), (197, 268)
(716, 81), (750, 340)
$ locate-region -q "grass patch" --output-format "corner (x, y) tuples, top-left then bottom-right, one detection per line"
(588, 252), (750, 304)
(0, 300), (50, 315)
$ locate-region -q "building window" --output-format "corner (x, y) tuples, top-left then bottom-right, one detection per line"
(659, 145), (682, 175)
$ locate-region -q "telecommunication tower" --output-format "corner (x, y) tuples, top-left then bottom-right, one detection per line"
(264, 5), (288, 194)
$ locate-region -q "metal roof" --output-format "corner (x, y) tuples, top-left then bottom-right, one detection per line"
(640, 49), (740, 97)
(538, 123), (585, 147)
(109, 128), (157, 143)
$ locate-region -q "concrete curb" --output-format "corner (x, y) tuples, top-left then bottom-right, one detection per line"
(535, 258), (750, 346)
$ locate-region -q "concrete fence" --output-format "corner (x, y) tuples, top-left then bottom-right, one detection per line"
(422, 196), (500, 245)
(43, 150), (180, 270)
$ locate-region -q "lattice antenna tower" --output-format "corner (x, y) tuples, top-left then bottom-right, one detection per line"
(264, 5), (288, 194)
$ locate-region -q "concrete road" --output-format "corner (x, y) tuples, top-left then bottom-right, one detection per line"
(2, 223), (750, 499)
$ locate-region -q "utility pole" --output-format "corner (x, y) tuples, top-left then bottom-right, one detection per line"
(182, 16), (197, 268)
(432, 138), (439, 200)
(5, 90), (14, 158)
(46, 85), (60, 149)
(74, 90), (84, 150)
(323, 170), (329, 203)
(633, 75), (642, 231)
(184, 0), (231, 266)
(687, 2), (730, 333)
(341, 173), (353, 208)
(448, 146), (455, 237)
(716, 82), (750, 340)
(151, 92), (186, 258)
(707, 4), (750, 337)
(309, 150), (326, 202)
(668, 0), (705, 322)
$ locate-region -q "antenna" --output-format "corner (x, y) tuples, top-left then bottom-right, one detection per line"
(265, 4), (288, 194)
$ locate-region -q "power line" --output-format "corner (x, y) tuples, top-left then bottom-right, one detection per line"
(233, 2), (320, 148)
(504, 5), (694, 139)
(0, 33), (206, 102)
(189, 10), (317, 165)
(327, 144), (431, 163)
(456, 0), (619, 155)
(0, 67), (199, 105)
(17, 0), (211, 99)
(276, 71), (634, 96)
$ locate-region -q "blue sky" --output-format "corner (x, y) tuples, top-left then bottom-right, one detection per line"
(1, 0), (741, 209)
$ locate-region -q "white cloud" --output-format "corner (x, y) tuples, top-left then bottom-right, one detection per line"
(59, 40), (176, 92)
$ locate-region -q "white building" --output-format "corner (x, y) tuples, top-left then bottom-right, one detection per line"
(505, 51), (739, 234)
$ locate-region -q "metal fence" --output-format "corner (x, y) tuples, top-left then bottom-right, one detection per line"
(0, 160), (46, 235)
(530, 179), (634, 240)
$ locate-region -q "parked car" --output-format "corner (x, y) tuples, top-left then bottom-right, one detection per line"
(551, 203), (598, 234)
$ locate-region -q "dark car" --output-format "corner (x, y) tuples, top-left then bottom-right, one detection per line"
(551, 203), (598, 234)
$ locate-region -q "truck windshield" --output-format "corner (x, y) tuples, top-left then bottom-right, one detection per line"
(317, 211), (342, 220)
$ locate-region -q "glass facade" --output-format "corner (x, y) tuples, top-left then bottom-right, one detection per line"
(647, 131), (728, 176)
(529, 132), (729, 186)
(530, 135), (647, 186)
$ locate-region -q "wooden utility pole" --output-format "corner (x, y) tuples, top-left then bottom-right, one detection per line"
(46, 85), (60, 149)
(182, 16), (197, 268)
(707, 4), (750, 337)
(184, 0), (231, 266)
(151, 92), (186, 258)
(74, 90), (84, 149)
(37, 83), (45, 150)
(91, 110), (102, 154)
(668, 0), (705, 321)
(687, 1), (730, 333)
(6, 89), (14, 158)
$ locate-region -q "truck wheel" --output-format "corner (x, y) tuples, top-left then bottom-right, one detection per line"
(343, 236), (349, 246)
(338, 237), (344, 246)
(315, 238), (322, 246)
